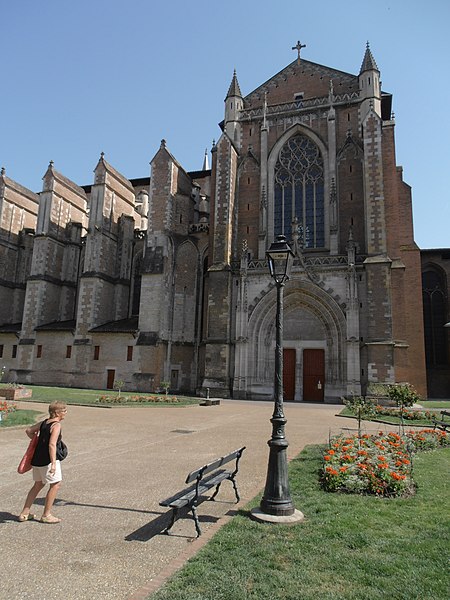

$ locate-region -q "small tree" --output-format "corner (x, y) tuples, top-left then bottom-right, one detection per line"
(344, 394), (377, 439)
(387, 383), (421, 433)
(160, 381), (170, 396)
(113, 379), (125, 398)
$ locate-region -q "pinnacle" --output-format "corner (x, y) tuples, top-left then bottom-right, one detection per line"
(226, 69), (242, 99)
(359, 42), (379, 74)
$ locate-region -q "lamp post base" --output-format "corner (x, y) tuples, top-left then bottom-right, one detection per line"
(250, 507), (305, 524)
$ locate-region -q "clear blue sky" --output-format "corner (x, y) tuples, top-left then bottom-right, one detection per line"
(1, 0), (448, 249)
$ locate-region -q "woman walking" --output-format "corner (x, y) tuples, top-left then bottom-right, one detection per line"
(18, 401), (67, 523)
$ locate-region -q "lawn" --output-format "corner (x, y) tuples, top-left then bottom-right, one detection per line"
(149, 444), (450, 600)
(0, 408), (43, 428)
(423, 400), (450, 409)
(0, 384), (200, 407)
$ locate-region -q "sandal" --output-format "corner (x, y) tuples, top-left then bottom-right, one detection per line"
(18, 513), (36, 522)
(40, 515), (61, 524)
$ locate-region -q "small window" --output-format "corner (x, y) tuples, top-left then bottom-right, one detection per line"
(94, 346), (100, 360)
(127, 346), (133, 361)
(0, 344), (3, 358)
(36, 345), (42, 358)
(66, 345), (72, 359)
(12, 345), (17, 358)
(294, 92), (304, 103)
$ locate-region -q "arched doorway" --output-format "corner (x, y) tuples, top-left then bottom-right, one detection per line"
(246, 279), (346, 402)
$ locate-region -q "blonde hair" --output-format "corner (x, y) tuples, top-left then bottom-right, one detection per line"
(49, 402), (67, 417)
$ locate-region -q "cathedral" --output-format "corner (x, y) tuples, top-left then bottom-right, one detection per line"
(1, 43), (446, 401)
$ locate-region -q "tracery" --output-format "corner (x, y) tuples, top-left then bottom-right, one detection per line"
(274, 134), (324, 247)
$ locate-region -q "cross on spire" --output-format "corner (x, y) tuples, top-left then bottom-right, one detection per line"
(292, 40), (306, 63)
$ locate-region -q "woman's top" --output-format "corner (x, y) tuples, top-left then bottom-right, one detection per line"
(31, 419), (62, 467)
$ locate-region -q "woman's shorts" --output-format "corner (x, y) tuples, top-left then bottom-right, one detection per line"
(32, 461), (62, 484)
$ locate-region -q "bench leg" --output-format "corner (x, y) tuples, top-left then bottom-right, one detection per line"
(191, 504), (201, 537)
(163, 507), (178, 535)
(231, 477), (240, 503)
(210, 482), (222, 501)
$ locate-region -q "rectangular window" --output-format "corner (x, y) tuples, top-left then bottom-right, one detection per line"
(0, 344), (3, 358)
(36, 345), (42, 358)
(94, 346), (100, 360)
(12, 345), (17, 358)
(127, 346), (133, 361)
(66, 345), (72, 359)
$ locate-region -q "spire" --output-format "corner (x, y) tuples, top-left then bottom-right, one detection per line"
(359, 42), (379, 74)
(226, 69), (242, 99)
(202, 148), (210, 170)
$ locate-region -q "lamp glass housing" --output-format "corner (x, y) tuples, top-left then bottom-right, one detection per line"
(266, 235), (294, 284)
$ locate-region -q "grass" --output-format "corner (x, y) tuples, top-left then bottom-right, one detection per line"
(149, 444), (450, 600)
(422, 400), (450, 409)
(338, 407), (435, 427)
(0, 409), (43, 428)
(0, 384), (200, 407)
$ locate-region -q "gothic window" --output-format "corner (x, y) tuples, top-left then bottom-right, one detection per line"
(274, 134), (324, 248)
(131, 254), (142, 316)
(422, 268), (448, 365)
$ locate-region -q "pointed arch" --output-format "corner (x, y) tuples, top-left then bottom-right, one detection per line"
(267, 124), (329, 249)
(130, 250), (143, 316)
(246, 278), (347, 400)
(422, 263), (448, 366)
(172, 240), (199, 342)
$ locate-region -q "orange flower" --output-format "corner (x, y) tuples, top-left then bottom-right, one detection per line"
(324, 455), (331, 461)
(328, 449), (335, 455)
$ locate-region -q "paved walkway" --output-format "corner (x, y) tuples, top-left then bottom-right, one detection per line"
(1, 399), (359, 599)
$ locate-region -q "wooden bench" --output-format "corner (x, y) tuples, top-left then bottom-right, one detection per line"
(160, 447), (245, 537)
(432, 410), (450, 432)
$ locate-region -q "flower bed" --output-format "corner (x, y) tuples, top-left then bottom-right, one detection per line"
(375, 405), (435, 421)
(0, 400), (17, 420)
(96, 394), (179, 404)
(320, 429), (449, 497)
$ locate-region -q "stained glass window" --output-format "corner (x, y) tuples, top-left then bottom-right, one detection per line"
(274, 135), (325, 247)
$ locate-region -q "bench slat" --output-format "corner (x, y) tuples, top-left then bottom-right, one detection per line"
(160, 469), (230, 508)
(433, 410), (450, 431)
(185, 447), (244, 483)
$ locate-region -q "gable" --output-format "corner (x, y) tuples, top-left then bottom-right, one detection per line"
(244, 59), (358, 108)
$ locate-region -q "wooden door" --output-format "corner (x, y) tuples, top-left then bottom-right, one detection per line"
(283, 349), (296, 401)
(303, 349), (325, 402)
(106, 369), (115, 390)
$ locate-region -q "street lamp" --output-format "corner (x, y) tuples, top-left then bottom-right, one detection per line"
(251, 235), (304, 524)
